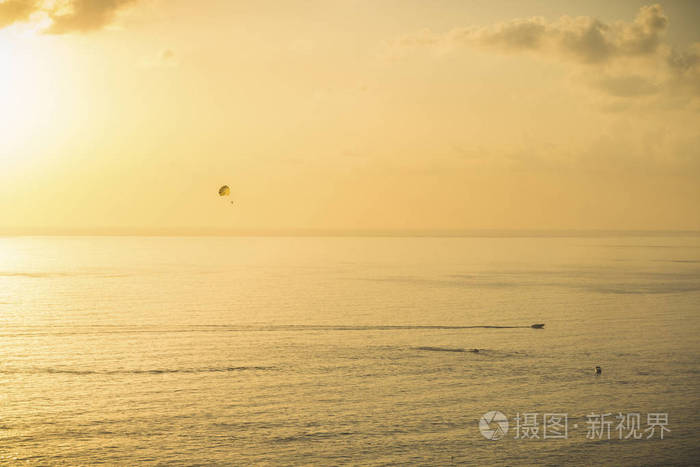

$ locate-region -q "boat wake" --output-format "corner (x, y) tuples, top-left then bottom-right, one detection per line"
(0, 324), (543, 338)
(415, 346), (480, 353)
(0, 366), (274, 375)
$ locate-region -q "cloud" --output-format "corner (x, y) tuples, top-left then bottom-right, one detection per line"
(667, 43), (700, 96)
(392, 4), (700, 103)
(0, 0), (139, 33)
(594, 74), (660, 97)
(46, 0), (138, 34)
(0, 0), (37, 28)
(397, 4), (669, 64)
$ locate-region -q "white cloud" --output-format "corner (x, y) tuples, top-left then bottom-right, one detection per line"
(0, 0), (140, 33)
(391, 4), (699, 103)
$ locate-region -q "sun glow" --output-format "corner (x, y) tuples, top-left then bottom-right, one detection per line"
(0, 23), (73, 173)
(0, 32), (37, 168)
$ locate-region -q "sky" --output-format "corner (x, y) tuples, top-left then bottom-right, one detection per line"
(0, 0), (699, 233)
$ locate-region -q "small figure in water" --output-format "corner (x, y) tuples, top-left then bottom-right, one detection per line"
(595, 366), (602, 375)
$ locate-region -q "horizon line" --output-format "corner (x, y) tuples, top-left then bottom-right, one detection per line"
(2, 228), (700, 238)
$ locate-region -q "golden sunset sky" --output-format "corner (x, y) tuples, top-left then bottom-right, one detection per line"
(1, 0), (699, 233)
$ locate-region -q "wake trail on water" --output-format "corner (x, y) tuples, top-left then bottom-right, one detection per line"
(0, 366), (274, 375)
(415, 346), (476, 353)
(1, 324), (540, 338)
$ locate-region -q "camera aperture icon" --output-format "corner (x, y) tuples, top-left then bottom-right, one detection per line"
(479, 411), (509, 440)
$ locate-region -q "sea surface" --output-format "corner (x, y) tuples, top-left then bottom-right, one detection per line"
(0, 235), (699, 465)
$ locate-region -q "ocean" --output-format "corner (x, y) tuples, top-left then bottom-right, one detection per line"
(1, 235), (699, 465)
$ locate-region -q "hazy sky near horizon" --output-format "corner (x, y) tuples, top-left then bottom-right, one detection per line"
(1, 0), (699, 232)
